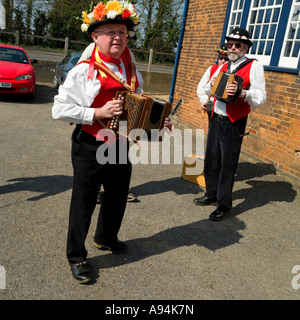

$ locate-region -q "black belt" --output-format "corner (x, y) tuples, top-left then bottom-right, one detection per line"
(214, 114), (230, 121)
(73, 126), (104, 145)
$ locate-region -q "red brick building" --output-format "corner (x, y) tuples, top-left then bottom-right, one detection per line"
(171, 0), (300, 180)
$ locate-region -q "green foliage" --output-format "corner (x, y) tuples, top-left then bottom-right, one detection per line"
(32, 10), (49, 46)
(47, 0), (92, 42)
(136, 0), (183, 63)
(1, 0), (183, 63)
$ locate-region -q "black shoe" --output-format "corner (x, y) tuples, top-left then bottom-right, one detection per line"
(193, 196), (217, 206)
(93, 239), (128, 254)
(209, 208), (230, 221)
(69, 261), (92, 284)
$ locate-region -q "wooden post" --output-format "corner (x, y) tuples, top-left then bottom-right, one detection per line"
(15, 30), (19, 46)
(64, 37), (69, 57)
(148, 48), (153, 71)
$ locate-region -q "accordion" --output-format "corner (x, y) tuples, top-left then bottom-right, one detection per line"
(210, 71), (244, 103)
(105, 91), (172, 141)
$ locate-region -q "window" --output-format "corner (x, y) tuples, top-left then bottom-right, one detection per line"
(223, 0), (300, 73)
(279, 0), (300, 68)
(228, 0), (245, 29)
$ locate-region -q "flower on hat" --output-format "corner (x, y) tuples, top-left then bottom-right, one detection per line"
(80, 0), (139, 32)
(106, 0), (123, 15)
(82, 11), (90, 24)
(122, 9), (131, 19)
(93, 2), (107, 20)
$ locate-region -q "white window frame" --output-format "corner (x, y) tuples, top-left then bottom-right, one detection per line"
(223, 0), (300, 73)
(246, 0), (283, 66)
(278, 0), (300, 68)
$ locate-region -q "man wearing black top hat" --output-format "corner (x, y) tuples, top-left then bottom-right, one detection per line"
(197, 43), (228, 120)
(193, 28), (266, 221)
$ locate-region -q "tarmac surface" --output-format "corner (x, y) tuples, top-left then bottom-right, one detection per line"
(0, 83), (300, 302)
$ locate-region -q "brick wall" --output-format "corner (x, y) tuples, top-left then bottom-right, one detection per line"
(172, 0), (300, 180)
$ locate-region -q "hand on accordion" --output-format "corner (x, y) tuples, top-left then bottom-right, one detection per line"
(93, 98), (123, 120)
(164, 117), (174, 132)
(210, 74), (218, 88)
(226, 81), (239, 98)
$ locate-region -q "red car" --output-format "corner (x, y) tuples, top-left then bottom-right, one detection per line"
(0, 44), (37, 99)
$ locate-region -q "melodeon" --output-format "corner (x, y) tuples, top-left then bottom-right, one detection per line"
(104, 91), (172, 141)
(80, 59), (172, 140)
(210, 71), (244, 103)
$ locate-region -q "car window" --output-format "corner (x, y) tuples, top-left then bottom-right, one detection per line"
(70, 57), (80, 66)
(61, 54), (71, 65)
(0, 47), (29, 64)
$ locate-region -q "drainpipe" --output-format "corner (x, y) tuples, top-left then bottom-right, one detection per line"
(169, 0), (189, 103)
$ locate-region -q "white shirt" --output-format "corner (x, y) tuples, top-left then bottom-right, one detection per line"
(52, 59), (143, 124)
(197, 65), (213, 104)
(205, 56), (266, 116)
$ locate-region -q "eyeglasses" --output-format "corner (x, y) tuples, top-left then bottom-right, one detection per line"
(227, 42), (242, 49)
(219, 57), (229, 61)
(94, 31), (128, 38)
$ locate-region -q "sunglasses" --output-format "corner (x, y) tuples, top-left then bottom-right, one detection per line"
(219, 56), (229, 61)
(227, 42), (243, 49)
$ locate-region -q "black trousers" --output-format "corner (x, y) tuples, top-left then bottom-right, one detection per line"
(67, 128), (132, 263)
(204, 114), (247, 211)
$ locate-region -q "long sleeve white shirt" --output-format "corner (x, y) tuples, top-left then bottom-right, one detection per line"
(52, 59), (143, 124)
(204, 56), (266, 116)
(197, 65), (213, 104)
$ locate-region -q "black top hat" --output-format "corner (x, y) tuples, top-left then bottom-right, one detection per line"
(217, 43), (228, 54)
(225, 28), (253, 47)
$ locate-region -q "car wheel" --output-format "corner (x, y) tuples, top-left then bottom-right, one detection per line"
(53, 75), (59, 89)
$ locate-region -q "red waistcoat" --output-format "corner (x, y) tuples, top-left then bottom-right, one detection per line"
(214, 59), (254, 122)
(82, 47), (138, 141)
(210, 64), (219, 79)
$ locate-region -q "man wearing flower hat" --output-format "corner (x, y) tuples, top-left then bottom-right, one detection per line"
(195, 28), (266, 221)
(52, 1), (149, 284)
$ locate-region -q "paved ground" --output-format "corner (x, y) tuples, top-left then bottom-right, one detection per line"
(0, 83), (299, 302)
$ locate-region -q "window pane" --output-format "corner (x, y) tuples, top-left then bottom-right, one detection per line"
(261, 0), (267, 6)
(258, 41), (266, 54)
(254, 25), (262, 38)
(264, 8), (272, 23)
(253, 0), (259, 7)
(262, 25), (269, 38)
(237, 12), (242, 25)
(292, 41), (300, 57)
(272, 8), (280, 22)
(265, 41), (273, 55)
(231, 13), (236, 25)
(249, 25), (254, 38)
(239, 0), (244, 9)
(251, 41), (258, 54)
(292, 8), (300, 22)
(268, 0), (274, 5)
(233, 0), (239, 10)
(284, 41), (293, 56)
(275, 0), (282, 4)
(269, 24), (277, 39)
(258, 10), (264, 23)
(250, 10), (257, 24)
(297, 27), (300, 39)
(288, 24), (296, 39)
